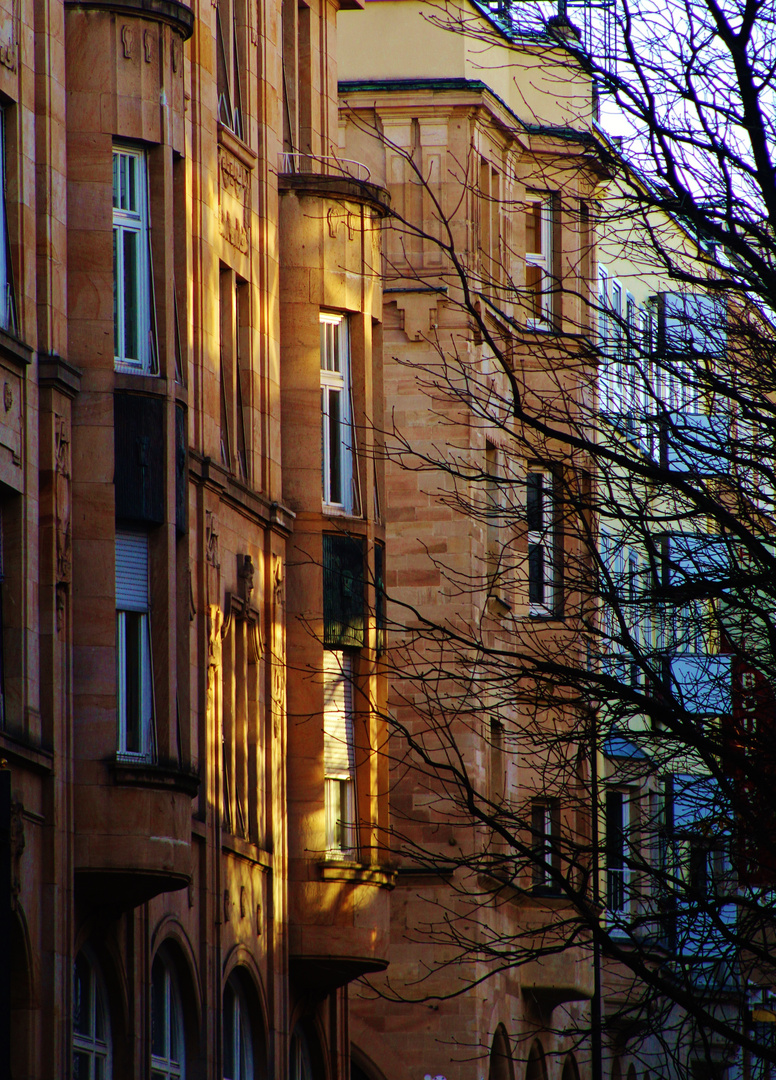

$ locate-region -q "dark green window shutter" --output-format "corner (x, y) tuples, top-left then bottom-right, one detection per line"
(375, 542), (385, 656)
(114, 393), (165, 525)
(323, 535), (364, 649)
(175, 403), (187, 535)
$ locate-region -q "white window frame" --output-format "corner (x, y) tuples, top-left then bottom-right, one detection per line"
(151, 953), (185, 1080)
(606, 789), (632, 921)
(323, 650), (357, 859)
(527, 470), (555, 616)
(73, 951), (112, 1080)
(116, 531), (155, 763)
(525, 193), (553, 329)
(320, 313), (353, 513)
(113, 145), (153, 374)
(223, 977), (253, 1080)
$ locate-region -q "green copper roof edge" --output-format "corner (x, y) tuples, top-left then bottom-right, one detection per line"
(338, 78), (595, 145)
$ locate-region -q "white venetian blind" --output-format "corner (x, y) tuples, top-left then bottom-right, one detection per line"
(323, 651), (355, 778)
(115, 531), (149, 611)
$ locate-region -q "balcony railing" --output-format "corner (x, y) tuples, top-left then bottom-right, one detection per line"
(278, 152), (371, 184)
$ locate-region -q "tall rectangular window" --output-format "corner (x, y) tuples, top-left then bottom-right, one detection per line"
(217, 0), (246, 139)
(527, 470), (555, 615)
(606, 790), (631, 915)
(321, 313), (353, 512)
(113, 147), (153, 373)
(531, 798), (559, 892)
(323, 650), (357, 858)
(525, 194), (553, 328)
(219, 270), (249, 478)
(116, 531), (155, 761)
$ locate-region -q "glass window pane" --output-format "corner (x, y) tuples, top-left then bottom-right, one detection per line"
(127, 155), (136, 213)
(328, 390), (341, 503)
(331, 323), (341, 372)
(73, 955), (91, 1036)
(169, 979), (180, 1064)
(224, 982), (236, 1079)
(528, 544), (545, 606)
(526, 202), (541, 254)
(123, 612), (142, 754)
(73, 1049), (91, 1080)
(122, 231), (139, 361)
(526, 473), (543, 532)
(526, 265), (543, 318)
(112, 153), (120, 209)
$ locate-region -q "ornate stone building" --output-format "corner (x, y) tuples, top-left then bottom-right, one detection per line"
(3, 0), (390, 1072)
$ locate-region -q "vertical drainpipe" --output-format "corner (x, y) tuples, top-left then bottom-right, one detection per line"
(591, 715), (603, 1080)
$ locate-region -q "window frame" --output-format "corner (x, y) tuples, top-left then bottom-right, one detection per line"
(526, 469), (556, 617)
(525, 193), (554, 330)
(216, 0), (246, 140)
(531, 797), (560, 893)
(320, 313), (354, 514)
(116, 530), (156, 763)
(605, 788), (632, 920)
(73, 950), (112, 1080)
(113, 144), (154, 374)
(151, 952), (185, 1080)
(223, 976), (253, 1080)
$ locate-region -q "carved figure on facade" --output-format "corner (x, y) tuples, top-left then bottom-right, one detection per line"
(271, 555), (285, 730)
(121, 24), (135, 60)
(55, 415), (72, 586)
(0, 0), (17, 72)
(206, 603), (224, 723)
(10, 800), (24, 910)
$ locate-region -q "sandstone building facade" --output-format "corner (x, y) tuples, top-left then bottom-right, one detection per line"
(3, 0), (391, 1073)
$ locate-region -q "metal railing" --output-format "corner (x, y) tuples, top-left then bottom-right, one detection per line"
(278, 152), (371, 183)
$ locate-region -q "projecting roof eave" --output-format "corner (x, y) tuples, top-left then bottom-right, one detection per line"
(339, 77), (597, 151)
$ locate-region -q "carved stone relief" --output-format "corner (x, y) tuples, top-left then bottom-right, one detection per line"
(271, 555), (285, 738)
(54, 415), (71, 586)
(121, 24), (135, 60)
(10, 800), (24, 910)
(0, 0), (17, 72)
(218, 146), (251, 255)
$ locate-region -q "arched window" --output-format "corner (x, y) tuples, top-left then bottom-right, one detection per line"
(290, 1024), (314, 1080)
(561, 1056), (580, 1080)
(73, 950), (111, 1080)
(223, 974), (254, 1080)
(152, 952), (185, 1080)
(526, 1042), (547, 1080)
(488, 1025), (514, 1080)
